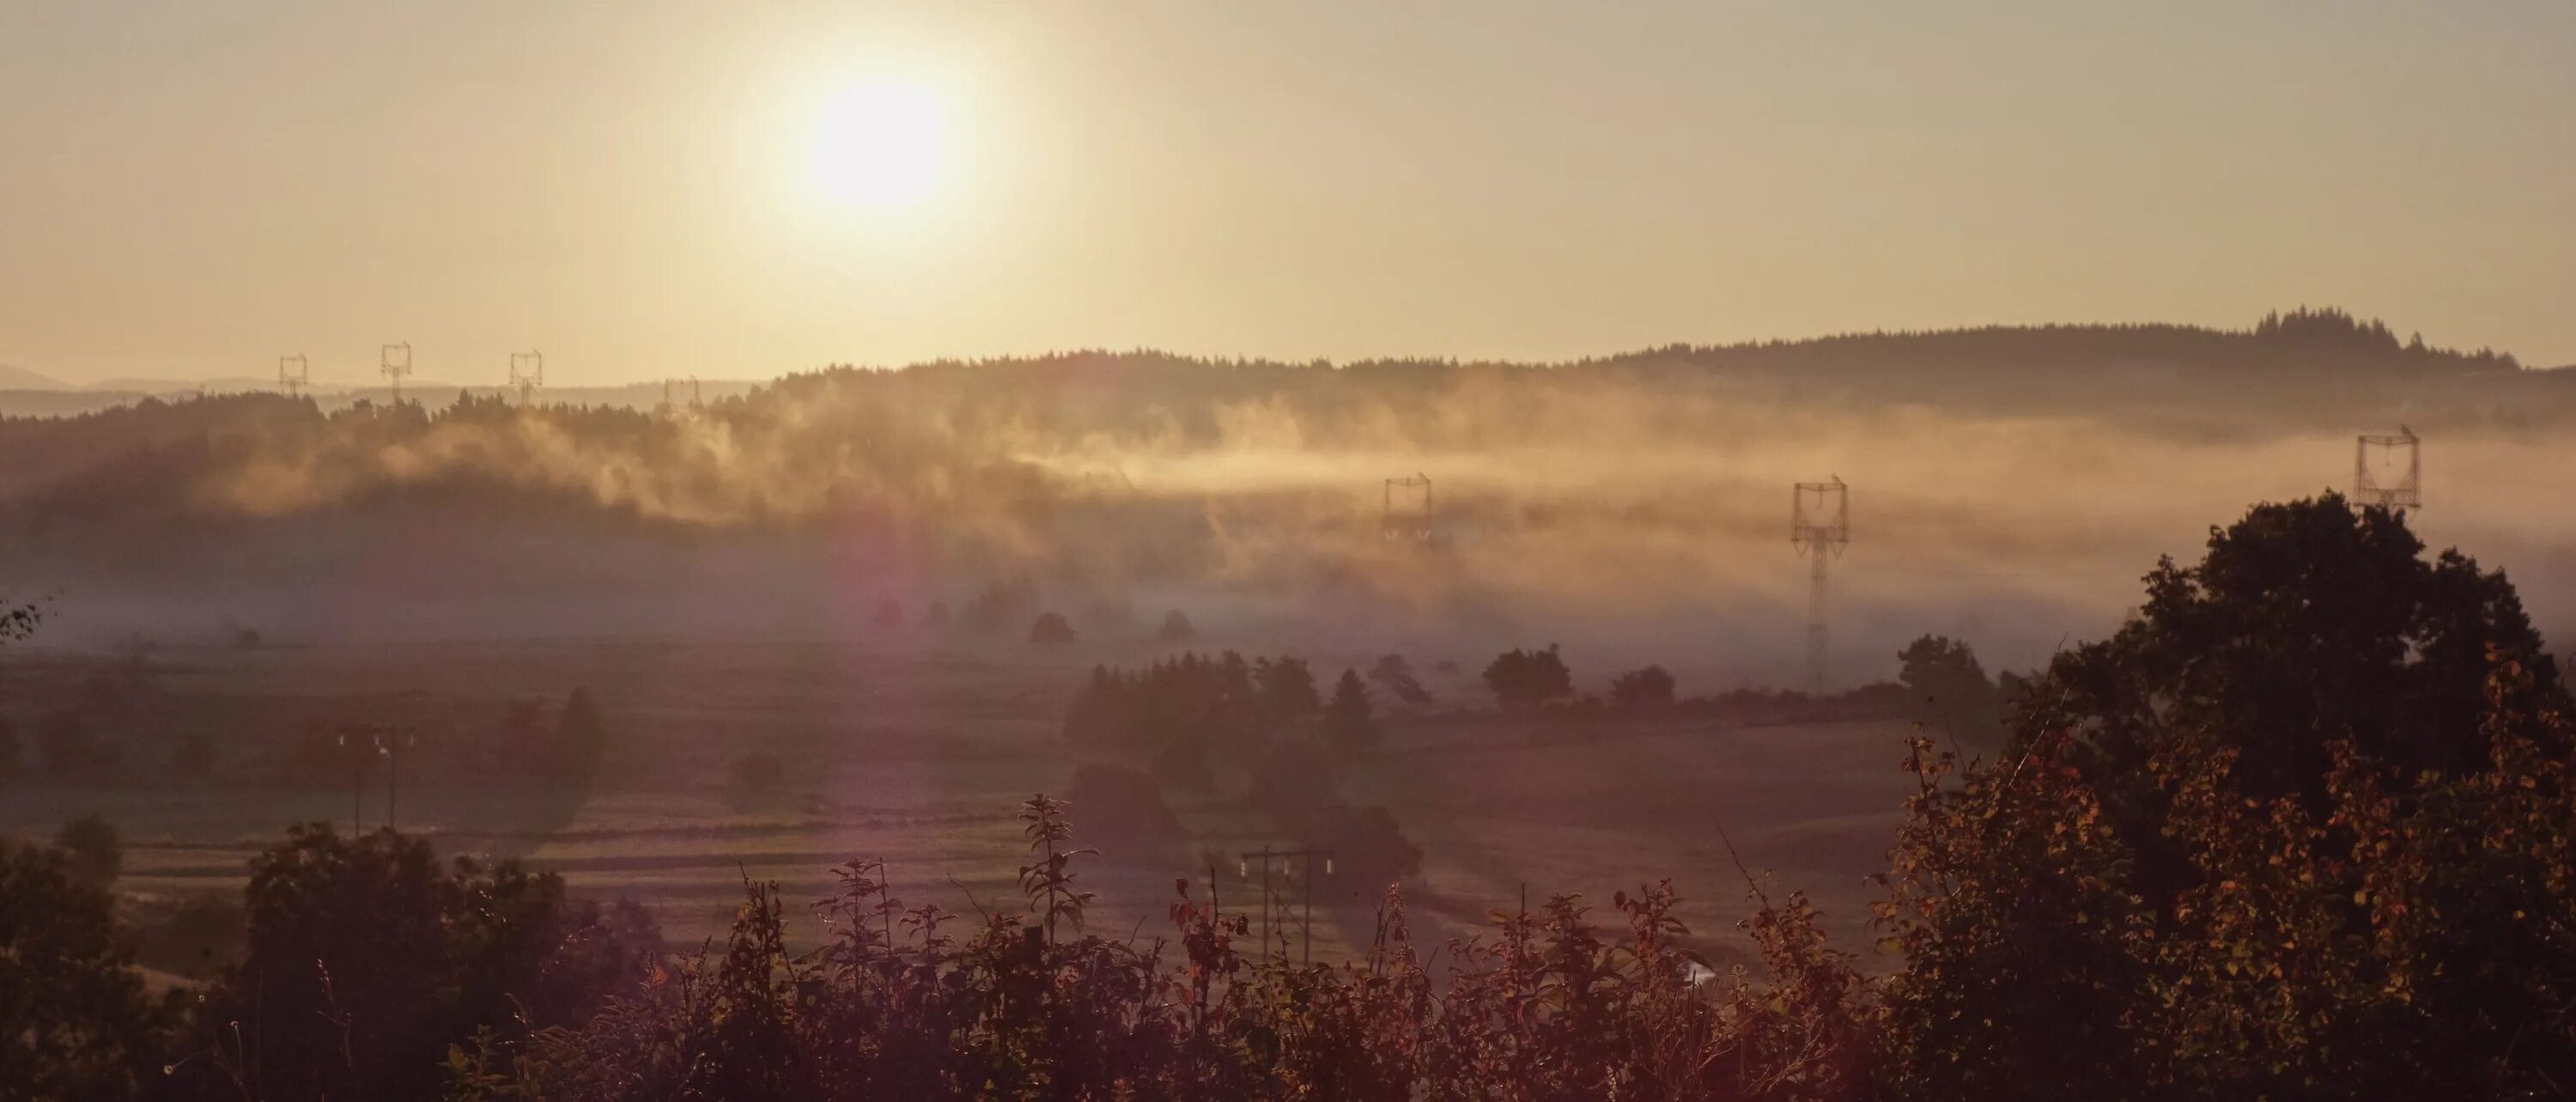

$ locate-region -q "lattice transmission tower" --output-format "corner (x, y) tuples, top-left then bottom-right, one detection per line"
(380, 342), (412, 404)
(509, 350), (544, 406)
(277, 355), (308, 398)
(1790, 477), (1850, 695)
(1382, 473), (1434, 541)
(2353, 426), (2421, 510)
(657, 376), (702, 419)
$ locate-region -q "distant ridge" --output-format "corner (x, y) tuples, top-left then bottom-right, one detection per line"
(0, 363), (67, 390)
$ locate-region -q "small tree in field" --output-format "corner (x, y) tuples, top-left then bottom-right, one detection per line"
(555, 686), (607, 780)
(1483, 645), (1573, 709)
(55, 814), (122, 889)
(1322, 668), (1378, 755)
(1610, 665), (1676, 709)
(1369, 653), (1432, 705)
(1255, 656), (1321, 720)
(1029, 610), (1076, 643)
(1897, 633), (2000, 736)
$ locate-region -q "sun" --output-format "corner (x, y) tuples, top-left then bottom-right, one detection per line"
(810, 82), (947, 210)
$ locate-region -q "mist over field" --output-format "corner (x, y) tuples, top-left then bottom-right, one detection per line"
(4, 311), (2573, 685)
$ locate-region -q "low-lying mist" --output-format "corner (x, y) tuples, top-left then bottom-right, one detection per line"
(6, 321), (2574, 687)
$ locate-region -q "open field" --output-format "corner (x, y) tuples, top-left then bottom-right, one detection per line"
(0, 636), (1919, 965)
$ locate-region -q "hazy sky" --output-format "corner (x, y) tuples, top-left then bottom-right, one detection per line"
(4, 1), (2572, 387)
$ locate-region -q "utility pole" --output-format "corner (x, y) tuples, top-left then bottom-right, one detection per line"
(380, 343), (412, 404)
(277, 355), (308, 398)
(1790, 477), (1850, 695)
(1240, 846), (1335, 965)
(337, 726), (368, 834)
(337, 724), (418, 831)
(2354, 426), (2422, 510)
(1382, 473), (1434, 542)
(509, 350), (543, 407)
(381, 728), (417, 831)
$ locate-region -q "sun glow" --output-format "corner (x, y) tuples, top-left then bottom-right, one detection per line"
(809, 82), (947, 210)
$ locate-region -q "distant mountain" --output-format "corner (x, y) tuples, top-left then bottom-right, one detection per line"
(0, 363), (67, 390)
(88, 375), (319, 395)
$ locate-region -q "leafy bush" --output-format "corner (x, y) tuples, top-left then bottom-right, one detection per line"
(958, 575), (1040, 636)
(1254, 656), (1321, 720)
(1065, 654), (1242, 750)
(1609, 664), (1676, 709)
(1029, 610), (1076, 643)
(174, 825), (662, 1102)
(1481, 645), (1572, 709)
(53, 813), (120, 889)
(1367, 653), (1432, 706)
(0, 840), (180, 1101)
(1895, 633), (2002, 740)
(137, 892), (246, 980)
(1322, 668), (1379, 755)
(554, 686), (608, 779)
(1309, 803), (1422, 891)
(448, 796), (1814, 1102)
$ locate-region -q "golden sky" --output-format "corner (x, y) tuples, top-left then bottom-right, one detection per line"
(3, 2), (2571, 387)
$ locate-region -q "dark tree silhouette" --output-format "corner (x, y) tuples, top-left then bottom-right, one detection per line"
(554, 686), (607, 781)
(1483, 645), (1573, 709)
(52, 814), (119, 890)
(1896, 634), (2002, 739)
(181, 825), (660, 1102)
(1254, 656), (1321, 720)
(2020, 493), (2561, 807)
(1322, 668), (1378, 755)
(0, 841), (179, 1101)
(1029, 610), (1076, 643)
(1368, 653), (1432, 706)
(1609, 665), (1676, 709)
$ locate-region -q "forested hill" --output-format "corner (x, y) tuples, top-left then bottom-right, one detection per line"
(0, 307), (2561, 536)
(793, 305), (2544, 424)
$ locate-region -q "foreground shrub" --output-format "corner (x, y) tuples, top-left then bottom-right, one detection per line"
(0, 840), (179, 1102)
(450, 796), (1846, 1102)
(170, 825), (661, 1102)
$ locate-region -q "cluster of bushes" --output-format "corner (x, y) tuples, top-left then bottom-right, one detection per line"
(1470, 641), (1990, 731)
(1062, 652), (1321, 779)
(1, 822), (663, 1102)
(869, 579), (1196, 648)
(1062, 651), (1413, 885)
(445, 800), (1733, 1101)
(1476, 647), (1692, 715)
